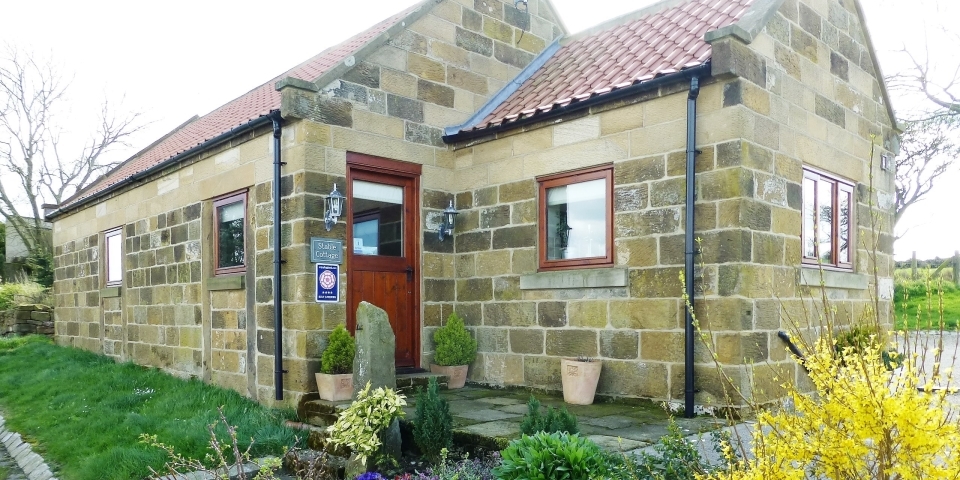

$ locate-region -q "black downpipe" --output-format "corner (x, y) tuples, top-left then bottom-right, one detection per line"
(270, 110), (286, 401)
(684, 76), (700, 418)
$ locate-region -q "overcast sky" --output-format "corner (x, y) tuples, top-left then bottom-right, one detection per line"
(1, 0), (957, 261)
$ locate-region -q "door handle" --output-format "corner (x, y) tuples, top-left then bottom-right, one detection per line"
(405, 266), (414, 281)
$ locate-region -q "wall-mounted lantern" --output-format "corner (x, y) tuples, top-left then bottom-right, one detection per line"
(880, 154), (892, 172)
(438, 200), (459, 241)
(324, 184), (345, 231)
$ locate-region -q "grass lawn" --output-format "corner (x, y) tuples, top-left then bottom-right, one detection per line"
(0, 336), (299, 480)
(895, 278), (960, 330)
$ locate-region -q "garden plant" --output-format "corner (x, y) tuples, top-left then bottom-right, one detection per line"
(689, 141), (960, 479)
(517, 395), (579, 436)
(432, 312), (477, 367)
(321, 324), (356, 374)
(412, 377), (453, 462)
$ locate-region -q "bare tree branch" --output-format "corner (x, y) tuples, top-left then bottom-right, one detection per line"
(887, 26), (960, 119)
(0, 44), (142, 257)
(894, 115), (960, 231)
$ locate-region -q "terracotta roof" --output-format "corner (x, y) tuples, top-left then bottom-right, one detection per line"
(461, 0), (753, 133)
(61, 3), (421, 210)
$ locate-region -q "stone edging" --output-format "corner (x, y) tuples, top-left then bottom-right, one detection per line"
(0, 414), (58, 480)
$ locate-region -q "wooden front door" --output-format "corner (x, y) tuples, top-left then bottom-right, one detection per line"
(346, 153), (421, 368)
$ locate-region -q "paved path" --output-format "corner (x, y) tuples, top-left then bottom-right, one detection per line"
(0, 414), (57, 480)
(0, 443), (28, 480)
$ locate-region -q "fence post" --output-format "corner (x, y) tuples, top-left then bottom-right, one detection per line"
(912, 251), (918, 280)
(954, 251), (959, 286)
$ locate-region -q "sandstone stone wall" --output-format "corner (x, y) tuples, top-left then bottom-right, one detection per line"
(53, 233), (100, 352)
(276, 0), (566, 383)
(53, 126), (274, 397)
(50, 0), (896, 409)
(1, 305), (54, 337)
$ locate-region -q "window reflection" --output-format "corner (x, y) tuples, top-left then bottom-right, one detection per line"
(817, 181), (833, 264)
(352, 180), (403, 257)
(217, 201), (245, 268)
(546, 178), (606, 260)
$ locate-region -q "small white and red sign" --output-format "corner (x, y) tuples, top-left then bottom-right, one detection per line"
(315, 264), (340, 303)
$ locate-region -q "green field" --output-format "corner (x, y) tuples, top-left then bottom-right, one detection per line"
(894, 268), (960, 330)
(0, 336), (298, 480)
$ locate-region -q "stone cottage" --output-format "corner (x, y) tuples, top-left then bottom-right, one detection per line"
(49, 0), (898, 409)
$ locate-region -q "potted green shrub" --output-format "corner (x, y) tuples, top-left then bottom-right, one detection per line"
(560, 356), (601, 405)
(430, 312), (477, 389)
(316, 324), (356, 401)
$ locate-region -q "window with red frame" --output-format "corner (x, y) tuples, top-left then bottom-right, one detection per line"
(538, 165), (613, 271)
(214, 191), (247, 275)
(802, 168), (854, 269)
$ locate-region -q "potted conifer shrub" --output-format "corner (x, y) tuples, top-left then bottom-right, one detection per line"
(430, 312), (477, 389)
(560, 356), (602, 405)
(316, 324), (356, 401)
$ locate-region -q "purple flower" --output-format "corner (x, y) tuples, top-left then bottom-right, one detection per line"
(354, 473), (385, 480)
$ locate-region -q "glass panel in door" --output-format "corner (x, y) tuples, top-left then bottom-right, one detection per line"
(351, 180), (403, 257)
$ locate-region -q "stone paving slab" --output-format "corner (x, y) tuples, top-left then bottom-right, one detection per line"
(476, 397), (524, 406)
(586, 435), (649, 452)
(457, 420), (522, 439)
(0, 413), (57, 480)
(454, 408), (521, 423)
(446, 399), (495, 415)
(581, 414), (636, 430)
(403, 384), (728, 454)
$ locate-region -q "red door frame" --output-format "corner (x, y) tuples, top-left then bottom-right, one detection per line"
(345, 152), (422, 368)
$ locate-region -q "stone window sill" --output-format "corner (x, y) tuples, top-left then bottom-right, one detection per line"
(207, 275), (245, 291)
(520, 268), (628, 290)
(798, 267), (867, 290)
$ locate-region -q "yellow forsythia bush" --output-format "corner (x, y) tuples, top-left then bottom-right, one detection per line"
(701, 338), (960, 480)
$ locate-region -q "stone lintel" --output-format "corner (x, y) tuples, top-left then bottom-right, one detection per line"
(100, 287), (121, 298)
(207, 275), (245, 291)
(520, 268), (628, 290)
(798, 267), (868, 290)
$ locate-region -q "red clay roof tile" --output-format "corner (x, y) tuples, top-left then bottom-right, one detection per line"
(62, 3), (420, 210)
(465, 0), (751, 133)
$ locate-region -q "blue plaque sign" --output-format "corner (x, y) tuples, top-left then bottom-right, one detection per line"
(315, 264), (340, 303)
(310, 238), (343, 264)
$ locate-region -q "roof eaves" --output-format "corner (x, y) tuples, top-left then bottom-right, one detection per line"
(47, 114), (276, 220)
(443, 37), (563, 137)
(62, 114), (201, 207)
(703, 0), (785, 43)
(444, 62), (712, 144)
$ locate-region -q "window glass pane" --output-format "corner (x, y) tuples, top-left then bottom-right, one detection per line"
(106, 232), (122, 284)
(353, 217), (379, 255)
(817, 180), (833, 264)
(546, 178), (606, 260)
(218, 201), (245, 268)
(838, 188), (851, 264)
(802, 177), (816, 258)
(352, 180), (403, 257)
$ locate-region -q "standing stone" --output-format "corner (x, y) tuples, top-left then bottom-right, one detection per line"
(352, 301), (396, 392)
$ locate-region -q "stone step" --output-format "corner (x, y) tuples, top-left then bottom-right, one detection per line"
(297, 373), (449, 429)
(298, 398), (350, 428)
(396, 372), (448, 392)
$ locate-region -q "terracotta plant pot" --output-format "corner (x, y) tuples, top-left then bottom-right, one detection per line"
(430, 364), (469, 389)
(316, 372), (354, 401)
(561, 358), (602, 405)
